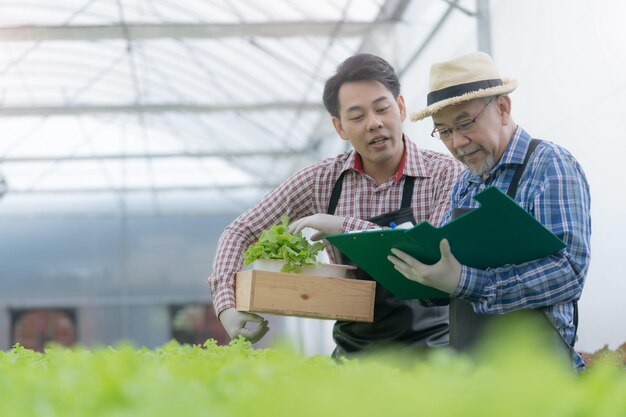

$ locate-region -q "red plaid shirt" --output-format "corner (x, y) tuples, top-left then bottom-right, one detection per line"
(209, 136), (462, 316)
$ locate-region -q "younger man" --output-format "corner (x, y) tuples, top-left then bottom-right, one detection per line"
(209, 53), (461, 356)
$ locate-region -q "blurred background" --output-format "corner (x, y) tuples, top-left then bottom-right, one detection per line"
(1, 0), (624, 355)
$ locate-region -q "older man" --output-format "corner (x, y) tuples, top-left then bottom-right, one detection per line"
(387, 52), (591, 370)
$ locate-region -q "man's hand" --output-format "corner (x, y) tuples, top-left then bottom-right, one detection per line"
(387, 239), (462, 294)
(218, 307), (269, 343)
(288, 214), (345, 241)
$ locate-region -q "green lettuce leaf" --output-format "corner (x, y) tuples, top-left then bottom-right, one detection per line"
(243, 215), (325, 273)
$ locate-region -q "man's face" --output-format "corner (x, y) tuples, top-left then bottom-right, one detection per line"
(433, 96), (510, 178)
(332, 80), (406, 174)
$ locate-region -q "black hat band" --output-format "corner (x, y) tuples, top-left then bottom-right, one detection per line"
(427, 79), (503, 106)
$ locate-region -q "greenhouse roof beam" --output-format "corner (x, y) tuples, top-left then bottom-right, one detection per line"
(441, 0), (476, 16)
(0, 21), (396, 42)
(0, 102), (323, 117)
(399, 0), (461, 77)
(8, 184), (276, 194)
(1, 149), (308, 163)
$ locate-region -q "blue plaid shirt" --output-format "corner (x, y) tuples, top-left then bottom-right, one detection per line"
(441, 126), (591, 370)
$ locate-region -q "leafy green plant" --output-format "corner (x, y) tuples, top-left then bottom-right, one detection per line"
(1, 327), (625, 417)
(243, 215), (325, 273)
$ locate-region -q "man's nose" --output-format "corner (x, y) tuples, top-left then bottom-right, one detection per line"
(367, 114), (383, 131)
(451, 129), (470, 148)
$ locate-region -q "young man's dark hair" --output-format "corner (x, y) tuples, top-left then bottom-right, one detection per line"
(323, 53), (401, 118)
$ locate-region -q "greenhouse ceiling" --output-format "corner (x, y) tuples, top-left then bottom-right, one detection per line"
(0, 0), (472, 217)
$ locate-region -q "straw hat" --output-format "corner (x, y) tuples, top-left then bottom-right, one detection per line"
(410, 52), (517, 122)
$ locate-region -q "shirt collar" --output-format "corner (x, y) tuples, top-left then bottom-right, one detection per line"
(344, 134), (430, 182)
(499, 126), (531, 166)
(403, 135), (430, 179)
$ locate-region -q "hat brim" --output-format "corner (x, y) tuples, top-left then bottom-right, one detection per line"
(410, 78), (518, 122)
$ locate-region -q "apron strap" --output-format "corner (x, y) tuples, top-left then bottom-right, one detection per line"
(400, 176), (416, 209)
(573, 302), (579, 347)
(327, 171), (347, 215)
(327, 171), (416, 215)
(506, 138), (540, 199)
(503, 138), (579, 348)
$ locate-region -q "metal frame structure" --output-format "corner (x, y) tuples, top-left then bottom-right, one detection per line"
(0, 0), (491, 214)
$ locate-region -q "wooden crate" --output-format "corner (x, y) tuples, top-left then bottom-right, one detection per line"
(236, 270), (375, 322)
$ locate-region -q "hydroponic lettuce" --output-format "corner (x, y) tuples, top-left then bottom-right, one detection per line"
(1, 320), (625, 417)
(243, 215), (325, 273)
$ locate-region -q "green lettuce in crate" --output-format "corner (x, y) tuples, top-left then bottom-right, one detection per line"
(243, 215), (325, 273)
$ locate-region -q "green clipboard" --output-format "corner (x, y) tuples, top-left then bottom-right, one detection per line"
(325, 187), (566, 300)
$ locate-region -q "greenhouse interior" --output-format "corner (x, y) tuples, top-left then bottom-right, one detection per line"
(0, 2), (624, 412)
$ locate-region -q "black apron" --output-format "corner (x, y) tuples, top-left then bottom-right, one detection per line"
(449, 139), (577, 361)
(327, 171), (449, 357)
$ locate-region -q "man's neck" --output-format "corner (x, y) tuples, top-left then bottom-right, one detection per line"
(363, 148), (405, 186)
(480, 124), (518, 180)
(367, 166), (395, 186)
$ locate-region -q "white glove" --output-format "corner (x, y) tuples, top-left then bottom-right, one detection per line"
(288, 214), (345, 241)
(388, 239), (462, 294)
(218, 307), (269, 343)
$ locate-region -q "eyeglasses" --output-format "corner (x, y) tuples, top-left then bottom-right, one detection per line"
(431, 97), (495, 141)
